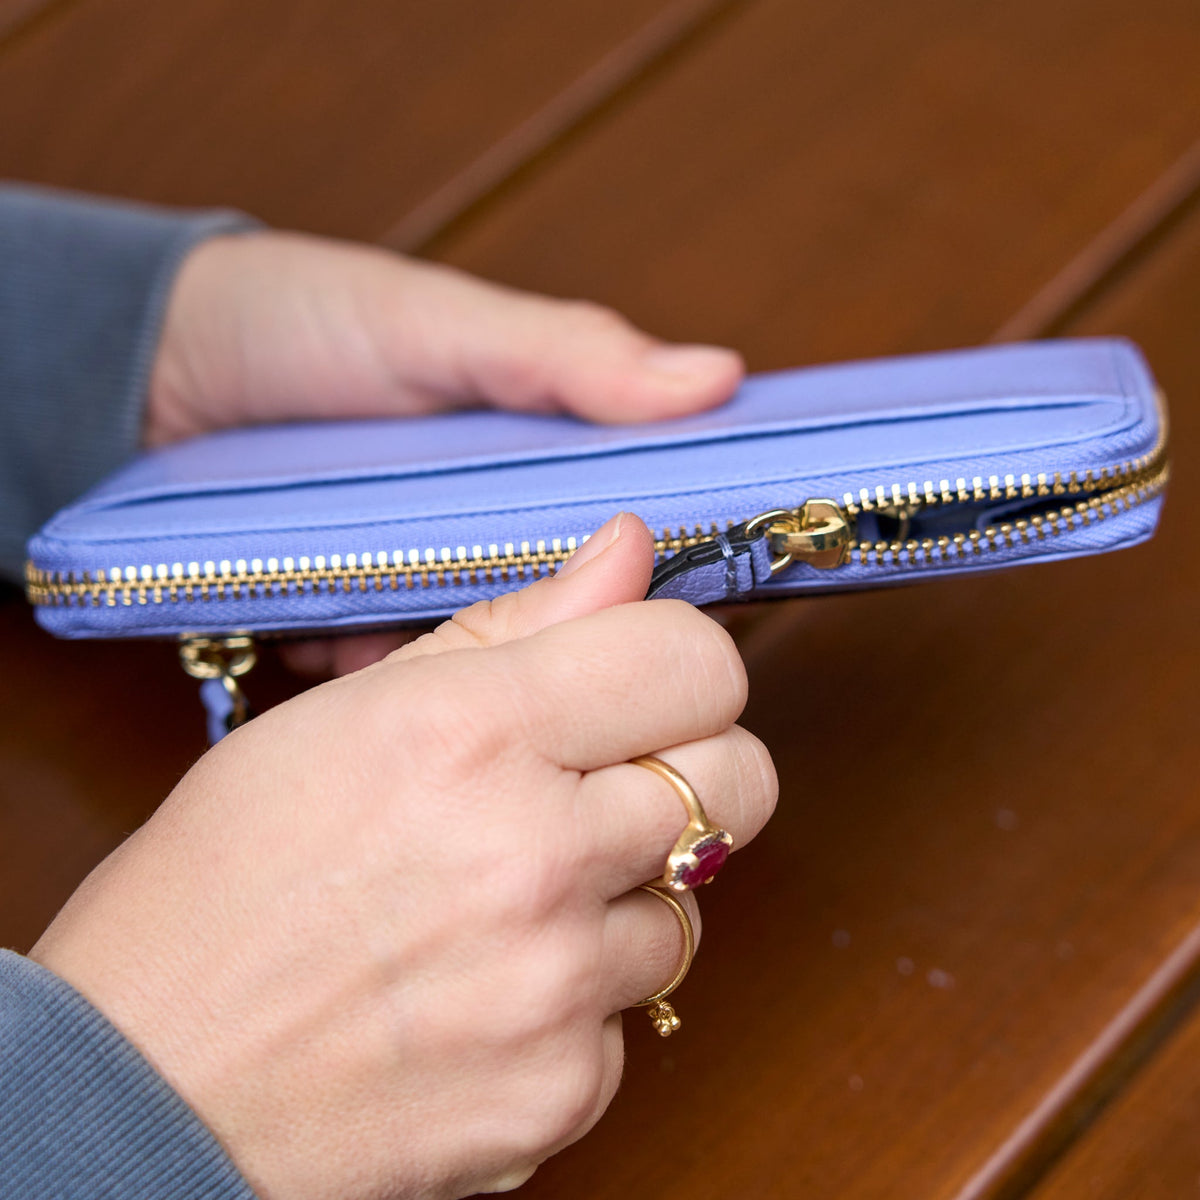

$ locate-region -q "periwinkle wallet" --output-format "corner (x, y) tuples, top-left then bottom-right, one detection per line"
(26, 337), (1168, 648)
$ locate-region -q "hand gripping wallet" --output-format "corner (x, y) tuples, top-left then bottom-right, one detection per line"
(25, 338), (1168, 739)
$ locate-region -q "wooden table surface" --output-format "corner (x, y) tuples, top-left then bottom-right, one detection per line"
(2, 3), (1198, 1197)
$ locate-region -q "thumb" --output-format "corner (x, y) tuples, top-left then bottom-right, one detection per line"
(386, 262), (745, 423)
(390, 513), (655, 661)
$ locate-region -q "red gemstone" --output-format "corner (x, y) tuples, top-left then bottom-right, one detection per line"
(679, 839), (730, 888)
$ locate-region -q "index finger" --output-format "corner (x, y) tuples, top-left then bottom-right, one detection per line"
(488, 598), (748, 771)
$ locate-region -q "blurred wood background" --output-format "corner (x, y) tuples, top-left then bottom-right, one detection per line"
(1, 2), (1198, 1196)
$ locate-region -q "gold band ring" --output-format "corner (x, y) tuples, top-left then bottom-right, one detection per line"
(635, 884), (695, 1037)
(630, 754), (733, 893)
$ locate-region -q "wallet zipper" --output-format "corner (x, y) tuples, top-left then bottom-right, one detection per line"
(25, 427), (1167, 740)
(25, 422), (1168, 611)
(172, 427), (1168, 739)
(759, 424), (1169, 575)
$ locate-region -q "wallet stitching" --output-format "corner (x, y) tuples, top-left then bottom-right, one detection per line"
(35, 495), (1165, 636)
(34, 342), (1155, 557)
(40, 395), (1148, 547)
(75, 395), (1134, 510)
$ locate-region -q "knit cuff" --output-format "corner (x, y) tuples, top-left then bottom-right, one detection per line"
(0, 949), (256, 1199)
(0, 184), (260, 580)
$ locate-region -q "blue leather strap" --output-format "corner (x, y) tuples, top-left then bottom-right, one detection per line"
(645, 527), (774, 604)
(199, 675), (254, 745)
(199, 677), (237, 744)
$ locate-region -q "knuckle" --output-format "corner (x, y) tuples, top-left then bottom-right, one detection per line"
(560, 298), (630, 339)
(734, 728), (779, 823)
(533, 1043), (607, 1146)
(476, 1163), (539, 1194)
(639, 911), (687, 982)
(389, 597), (510, 659)
(656, 601), (748, 720)
(483, 299), (636, 410)
(484, 932), (598, 1043)
(378, 656), (515, 783)
(442, 598), (503, 649)
(588, 601), (748, 737)
(506, 989), (584, 1064)
(486, 352), (553, 408)
(486, 849), (575, 925)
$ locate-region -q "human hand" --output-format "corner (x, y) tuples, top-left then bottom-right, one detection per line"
(145, 230), (745, 676)
(31, 513), (777, 1200)
(146, 232), (744, 441)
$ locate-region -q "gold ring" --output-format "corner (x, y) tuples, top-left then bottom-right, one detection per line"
(635, 884), (695, 1037)
(630, 754), (733, 893)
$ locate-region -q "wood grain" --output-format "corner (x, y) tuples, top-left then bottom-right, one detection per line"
(381, 0), (747, 250)
(0, 604), (302, 951)
(992, 138), (1200, 343)
(415, 2), (1200, 1197)
(0, 0), (733, 240)
(428, 0), (1200, 366)
(494, 350), (1200, 1199)
(0, 0), (59, 44)
(1013, 199), (1200, 1200)
(0, 0), (747, 949)
(1, 2), (1199, 1198)
(1032, 993), (1200, 1198)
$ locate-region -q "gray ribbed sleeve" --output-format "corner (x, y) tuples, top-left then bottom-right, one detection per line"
(0, 950), (256, 1198)
(0, 183), (257, 581)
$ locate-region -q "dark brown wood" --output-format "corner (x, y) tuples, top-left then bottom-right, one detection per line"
(0, 599), (303, 952)
(0, 0), (60, 43)
(381, 0), (748, 251)
(0, 0), (727, 240)
(991, 138), (1200, 343)
(422, 2), (1200, 1197)
(500, 357), (1200, 1200)
(2, 2), (1200, 1198)
(955, 923), (1200, 1200)
(427, 0), (1200, 364)
(1038, 1003), (1200, 1199)
(1031, 980), (1200, 1198)
(1015, 202), (1200, 1200)
(0, 0), (739, 948)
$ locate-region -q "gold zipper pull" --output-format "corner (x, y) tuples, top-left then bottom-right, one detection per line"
(746, 500), (853, 573)
(179, 634), (257, 742)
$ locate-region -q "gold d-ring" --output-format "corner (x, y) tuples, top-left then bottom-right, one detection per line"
(635, 884), (695, 1036)
(630, 754), (733, 892)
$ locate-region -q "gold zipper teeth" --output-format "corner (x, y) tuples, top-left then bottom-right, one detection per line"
(24, 431), (1169, 607)
(25, 526), (720, 608)
(850, 457), (1168, 567)
(841, 442), (1161, 515)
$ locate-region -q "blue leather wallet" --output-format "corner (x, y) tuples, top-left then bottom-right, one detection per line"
(25, 337), (1167, 732)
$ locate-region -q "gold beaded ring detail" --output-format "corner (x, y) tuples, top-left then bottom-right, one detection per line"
(635, 884), (695, 1037)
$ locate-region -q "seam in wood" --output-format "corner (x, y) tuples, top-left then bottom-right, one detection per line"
(0, 0), (74, 51)
(741, 140), (1200, 670)
(951, 918), (1200, 1200)
(990, 138), (1200, 343)
(380, 0), (751, 255)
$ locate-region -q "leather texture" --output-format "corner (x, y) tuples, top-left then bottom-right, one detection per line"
(28, 338), (1166, 639)
(645, 526), (774, 604)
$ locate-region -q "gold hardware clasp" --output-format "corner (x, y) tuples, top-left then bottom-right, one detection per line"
(179, 634), (257, 680)
(179, 634), (257, 738)
(747, 500), (852, 573)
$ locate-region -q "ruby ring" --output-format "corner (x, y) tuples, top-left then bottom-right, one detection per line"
(630, 754), (734, 892)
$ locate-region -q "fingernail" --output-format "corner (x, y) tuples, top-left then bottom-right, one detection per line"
(556, 512), (625, 579)
(641, 344), (742, 384)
